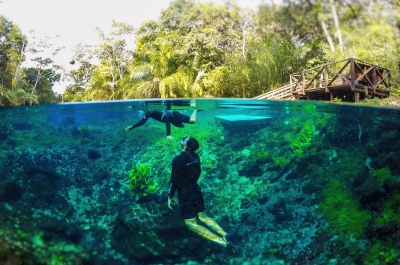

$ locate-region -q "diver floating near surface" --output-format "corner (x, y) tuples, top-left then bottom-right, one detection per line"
(125, 100), (200, 140)
(125, 110), (199, 140)
(168, 136), (239, 253)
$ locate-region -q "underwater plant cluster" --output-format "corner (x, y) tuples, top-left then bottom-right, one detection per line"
(0, 100), (400, 265)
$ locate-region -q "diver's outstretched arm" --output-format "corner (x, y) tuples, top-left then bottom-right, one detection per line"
(125, 117), (148, 131)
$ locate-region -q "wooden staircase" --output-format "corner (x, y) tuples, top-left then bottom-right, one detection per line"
(253, 83), (293, 100)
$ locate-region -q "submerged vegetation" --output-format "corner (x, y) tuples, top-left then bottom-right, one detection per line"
(1, 100), (399, 264)
(318, 179), (371, 238)
(1, 0), (400, 106)
(127, 163), (155, 201)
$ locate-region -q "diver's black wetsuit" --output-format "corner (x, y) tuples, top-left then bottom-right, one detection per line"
(168, 151), (205, 219)
(130, 110), (191, 136)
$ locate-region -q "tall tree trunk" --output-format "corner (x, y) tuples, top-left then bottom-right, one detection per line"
(242, 28), (247, 61)
(12, 40), (27, 90)
(330, 0), (343, 51)
(111, 77), (115, 100)
(321, 21), (335, 52)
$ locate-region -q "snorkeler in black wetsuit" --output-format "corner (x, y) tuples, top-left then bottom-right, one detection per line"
(125, 110), (198, 140)
(167, 136), (239, 253)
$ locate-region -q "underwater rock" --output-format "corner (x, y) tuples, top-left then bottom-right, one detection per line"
(354, 176), (385, 210)
(371, 222), (400, 241)
(88, 149), (101, 160)
(0, 181), (23, 202)
(302, 181), (320, 195)
(352, 165), (370, 188)
(258, 196), (269, 205)
(230, 137), (251, 151)
(0, 121), (14, 140)
(60, 116), (76, 126)
(12, 122), (35, 131)
(24, 166), (59, 183)
(238, 164), (263, 177)
(110, 202), (223, 263)
(382, 178), (400, 195)
(23, 169), (62, 208)
(329, 114), (362, 147)
(268, 199), (291, 223)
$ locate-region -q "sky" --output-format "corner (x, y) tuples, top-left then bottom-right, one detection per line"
(1, 0), (268, 92)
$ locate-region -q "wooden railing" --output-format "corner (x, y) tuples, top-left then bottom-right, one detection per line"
(254, 58), (391, 101)
(290, 58), (391, 96)
(253, 83), (293, 100)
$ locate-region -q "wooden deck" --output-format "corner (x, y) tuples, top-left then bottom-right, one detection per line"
(255, 58), (391, 102)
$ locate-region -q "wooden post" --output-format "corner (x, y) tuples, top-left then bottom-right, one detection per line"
(355, 91), (359, 102)
(330, 92), (334, 101)
(290, 75), (293, 93)
(350, 58), (355, 90)
(372, 66), (376, 95)
(324, 66), (329, 92)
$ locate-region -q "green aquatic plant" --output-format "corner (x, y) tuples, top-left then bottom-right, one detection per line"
(292, 122), (318, 158)
(268, 247), (280, 257)
(364, 241), (400, 264)
(302, 104), (316, 112)
(318, 179), (371, 239)
(253, 149), (269, 162)
(77, 125), (91, 138)
(127, 163), (156, 201)
(272, 156), (291, 169)
(372, 167), (395, 184)
(0, 121), (14, 140)
(0, 225), (90, 264)
(374, 194), (400, 228)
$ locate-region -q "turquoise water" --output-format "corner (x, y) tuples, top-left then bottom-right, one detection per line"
(0, 99), (400, 265)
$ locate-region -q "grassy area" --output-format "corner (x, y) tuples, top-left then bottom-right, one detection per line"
(359, 96), (400, 107)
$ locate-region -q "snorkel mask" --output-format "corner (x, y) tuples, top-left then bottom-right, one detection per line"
(181, 136), (189, 146)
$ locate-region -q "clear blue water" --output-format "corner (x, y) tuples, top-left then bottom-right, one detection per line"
(0, 99), (399, 265)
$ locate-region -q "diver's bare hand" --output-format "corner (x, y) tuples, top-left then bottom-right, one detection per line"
(166, 135), (173, 140)
(125, 126), (132, 131)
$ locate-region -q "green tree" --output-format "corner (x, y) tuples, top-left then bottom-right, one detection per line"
(91, 21), (134, 100)
(24, 67), (60, 103)
(21, 32), (64, 104)
(0, 15), (29, 106)
(64, 43), (95, 102)
(128, 0), (244, 98)
(61, 0), (400, 101)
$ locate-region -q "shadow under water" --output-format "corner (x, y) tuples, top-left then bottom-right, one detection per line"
(0, 99), (400, 265)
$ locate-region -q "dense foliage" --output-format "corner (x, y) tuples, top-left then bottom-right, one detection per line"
(1, 0), (400, 105)
(0, 16), (62, 106)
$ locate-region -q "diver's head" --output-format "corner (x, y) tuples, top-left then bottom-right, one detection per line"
(138, 110), (145, 118)
(181, 136), (199, 152)
(138, 110), (151, 119)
